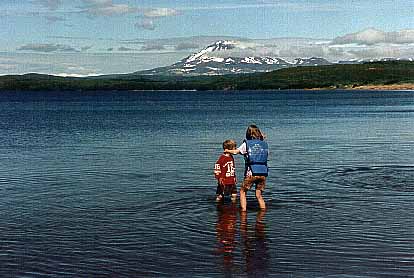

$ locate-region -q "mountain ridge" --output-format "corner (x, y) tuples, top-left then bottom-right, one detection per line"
(136, 40), (333, 76)
(135, 40), (410, 76)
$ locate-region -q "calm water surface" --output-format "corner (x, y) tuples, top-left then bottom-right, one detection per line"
(1, 90), (414, 278)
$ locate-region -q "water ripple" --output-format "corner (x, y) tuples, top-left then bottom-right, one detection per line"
(2, 91), (414, 277)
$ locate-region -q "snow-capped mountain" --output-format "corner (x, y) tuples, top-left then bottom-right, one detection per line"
(137, 40), (332, 76)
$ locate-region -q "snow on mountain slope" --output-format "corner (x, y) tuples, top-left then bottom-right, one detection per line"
(137, 40), (334, 75)
(186, 40), (236, 63)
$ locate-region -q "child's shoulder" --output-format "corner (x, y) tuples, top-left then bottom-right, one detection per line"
(217, 153), (232, 161)
(216, 153), (225, 160)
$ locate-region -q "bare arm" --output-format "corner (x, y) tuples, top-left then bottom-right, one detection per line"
(224, 149), (241, 155)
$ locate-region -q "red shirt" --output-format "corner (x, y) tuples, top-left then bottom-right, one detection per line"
(214, 154), (236, 186)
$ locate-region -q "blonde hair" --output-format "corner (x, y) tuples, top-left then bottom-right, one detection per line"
(222, 139), (237, 150)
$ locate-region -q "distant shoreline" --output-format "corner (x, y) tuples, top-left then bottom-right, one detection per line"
(348, 84), (414, 90)
(1, 61), (414, 92)
(305, 83), (414, 91)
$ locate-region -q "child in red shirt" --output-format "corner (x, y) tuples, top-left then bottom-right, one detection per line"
(214, 139), (237, 202)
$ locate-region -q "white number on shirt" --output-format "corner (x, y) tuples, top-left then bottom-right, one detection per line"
(224, 161), (235, 177)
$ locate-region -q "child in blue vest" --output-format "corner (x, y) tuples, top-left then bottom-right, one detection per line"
(226, 125), (269, 211)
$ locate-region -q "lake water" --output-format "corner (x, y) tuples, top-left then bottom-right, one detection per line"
(1, 90), (414, 278)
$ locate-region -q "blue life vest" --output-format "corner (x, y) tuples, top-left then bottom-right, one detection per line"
(244, 139), (269, 177)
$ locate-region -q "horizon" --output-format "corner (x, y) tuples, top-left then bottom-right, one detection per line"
(1, 0), (414, 76)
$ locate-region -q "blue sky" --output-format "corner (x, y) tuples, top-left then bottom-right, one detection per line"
(1, 0), (414, 75)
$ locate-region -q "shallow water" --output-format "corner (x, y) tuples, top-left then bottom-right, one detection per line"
(1, 90), (414, 277)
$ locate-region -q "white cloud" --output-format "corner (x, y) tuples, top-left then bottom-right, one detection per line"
(143, 8), (180, 18)
(135, 19), (156, 31)
(141, 44), (166, 51)
(81, 45), (93, 52)
(83, 0), (112, 6)
(45, 15), (65, 23)
(219, 29), (414, 61)
(345, 46), (414, 60)
(33, 0), (62, 11)
(118, 46), (135, 51)
(6, 28), (414, 76)
(333, 28), (414, 45)
(48, 35), (116, 42)
(17, 43), (79, 53)
(0, 51), (187, 76)
(81, 0), (137, 16)
(133, 8), (180, 31)
(178, 1), (340, 12)
(129, 36), (248, 51)
(278, 45), (326, 59)
(55, 64), (99, 76)
(0, 63), (17, 71)
(175, 42), (200, 51)
(135, 30), (414, 62)
(89, 4), (136, 16)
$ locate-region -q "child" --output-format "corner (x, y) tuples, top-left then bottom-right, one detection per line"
(226, 125), (269, 211)
(214, 139), (237, 202)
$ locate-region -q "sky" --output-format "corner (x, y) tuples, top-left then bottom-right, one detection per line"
(1, 0), (414, 76)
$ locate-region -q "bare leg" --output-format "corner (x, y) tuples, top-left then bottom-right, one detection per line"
(231, 193), (237, 202)
(240, 189), (247, 211)
(255, 189), (266, 210)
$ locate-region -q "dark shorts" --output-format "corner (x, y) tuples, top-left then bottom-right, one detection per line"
(241, 176), (266, 191)
(216, 184), (237, 196)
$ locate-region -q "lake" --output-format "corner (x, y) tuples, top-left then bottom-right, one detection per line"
(1, 90), (414, 278)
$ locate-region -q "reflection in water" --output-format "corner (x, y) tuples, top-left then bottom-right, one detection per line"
(215, 204), (270, 277)
(216, 202), (238, 272)
(241, 210), (269, 278)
